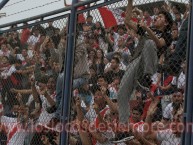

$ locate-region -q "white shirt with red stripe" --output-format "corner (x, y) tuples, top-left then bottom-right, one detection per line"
(0, 65), (16, 79)
(27, 92), (56, 125)
(0, 116), (27, 145)
(90, 107), (126, 145)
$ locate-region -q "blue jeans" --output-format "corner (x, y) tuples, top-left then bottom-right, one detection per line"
(55, 73), (88, 120)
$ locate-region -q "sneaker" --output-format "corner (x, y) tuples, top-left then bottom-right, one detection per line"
(110, 132), (134, 143)
(137, 74), (152, 92)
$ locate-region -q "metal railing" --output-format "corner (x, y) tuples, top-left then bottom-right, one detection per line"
(0, 0), (192, 145)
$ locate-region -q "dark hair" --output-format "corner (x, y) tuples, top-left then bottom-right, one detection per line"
(113, 52), (122, 58)
(174, 88), (184, 94)
(173, 4), (181, 13)
(95, 21), (102, 27)
(55, 28), (60, 31)
(97, 74), (108, 82)
(15, 59), (22, 64)
(37, 75), (49, 84)
(92, 85), (101, 95)
(92, 84), (110, 97)
(159, 11), (173, 32)
(132, 106), (143, 115)
(112, 57), (120, 64)
(96, 49), (104, 62)
(117, 24), (126, 31)
(87, 15), (93, 19)
(89, 65), (97, 72)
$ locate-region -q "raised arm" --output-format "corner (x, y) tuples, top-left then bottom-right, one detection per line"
(75, 98), (92, 145)
(139, 21), (167, 48)
(125, 0), (138, 32)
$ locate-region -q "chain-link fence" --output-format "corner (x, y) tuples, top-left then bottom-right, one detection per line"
(69, 0), (189, 145)
(0, 0), (190, 144)
(0, 14), (68, 145)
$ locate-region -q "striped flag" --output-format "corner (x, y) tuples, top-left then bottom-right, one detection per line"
(77, 6), (86, 23)
(98, 7), (125, 28)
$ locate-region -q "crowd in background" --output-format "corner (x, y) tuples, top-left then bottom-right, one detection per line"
(0, 1), (189, 145)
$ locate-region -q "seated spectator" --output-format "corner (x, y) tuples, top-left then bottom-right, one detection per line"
(112, 25), (128, 52)
(162, 90), (184, 126)
(94, 49), (106, 75)
(9, 32), (21, 49)
(171, 61), (186, 91)
(109, 36), (131, 63)
(93, 75), (109, 96)
(76, 81), (94, 109)
(27, 28), (40, 47)
(171, 4), (183, 21)
(85, 15), (95, 29)
(45, 20), (57, 38)
(13, 48), (33, 66)
(51, 28), (61, 49)
(108, 76), (120, 101)
(0, 43), (10, 57)
(75, 85), (118, 145)
(142, 100), (183, 145)
(105, 57), (125, 84)
(0, 59), (24, 111)
(92, 21), (108, 53)
(175, 12), (182, 28)
(88, 65), (98, 86)
(88, 49), (96, 67)
(129, 106), (143, 124)
(105, 52), (127, 72)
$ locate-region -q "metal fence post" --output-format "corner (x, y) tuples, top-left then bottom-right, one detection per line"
(60, 0), (78, 144)
(0, 0), (9, 10)
(182, 1), (193, 145)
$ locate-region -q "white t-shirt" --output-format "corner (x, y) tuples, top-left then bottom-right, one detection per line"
(0, 116), (27, 145)
(27, 35), (40, 46)
(171, 72), (186, 89)
(157, 129), (181, 145)
(163, 103), (173, 120)
(27, 93), (56, 124)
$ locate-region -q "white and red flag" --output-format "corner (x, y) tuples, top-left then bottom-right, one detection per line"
(98, 7), (125, 28)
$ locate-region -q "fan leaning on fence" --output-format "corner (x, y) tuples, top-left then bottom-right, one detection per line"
(109, 0), (174, 143)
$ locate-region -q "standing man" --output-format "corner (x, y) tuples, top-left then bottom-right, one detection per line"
(111, 0), (173, 142)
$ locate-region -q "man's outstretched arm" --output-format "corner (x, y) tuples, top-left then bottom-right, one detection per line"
(125, 0), (138, 32)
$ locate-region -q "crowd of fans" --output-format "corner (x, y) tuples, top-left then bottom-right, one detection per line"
(0, 1), (189, 145)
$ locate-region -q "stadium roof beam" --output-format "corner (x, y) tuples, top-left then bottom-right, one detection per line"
(0, 0), (9, 10)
